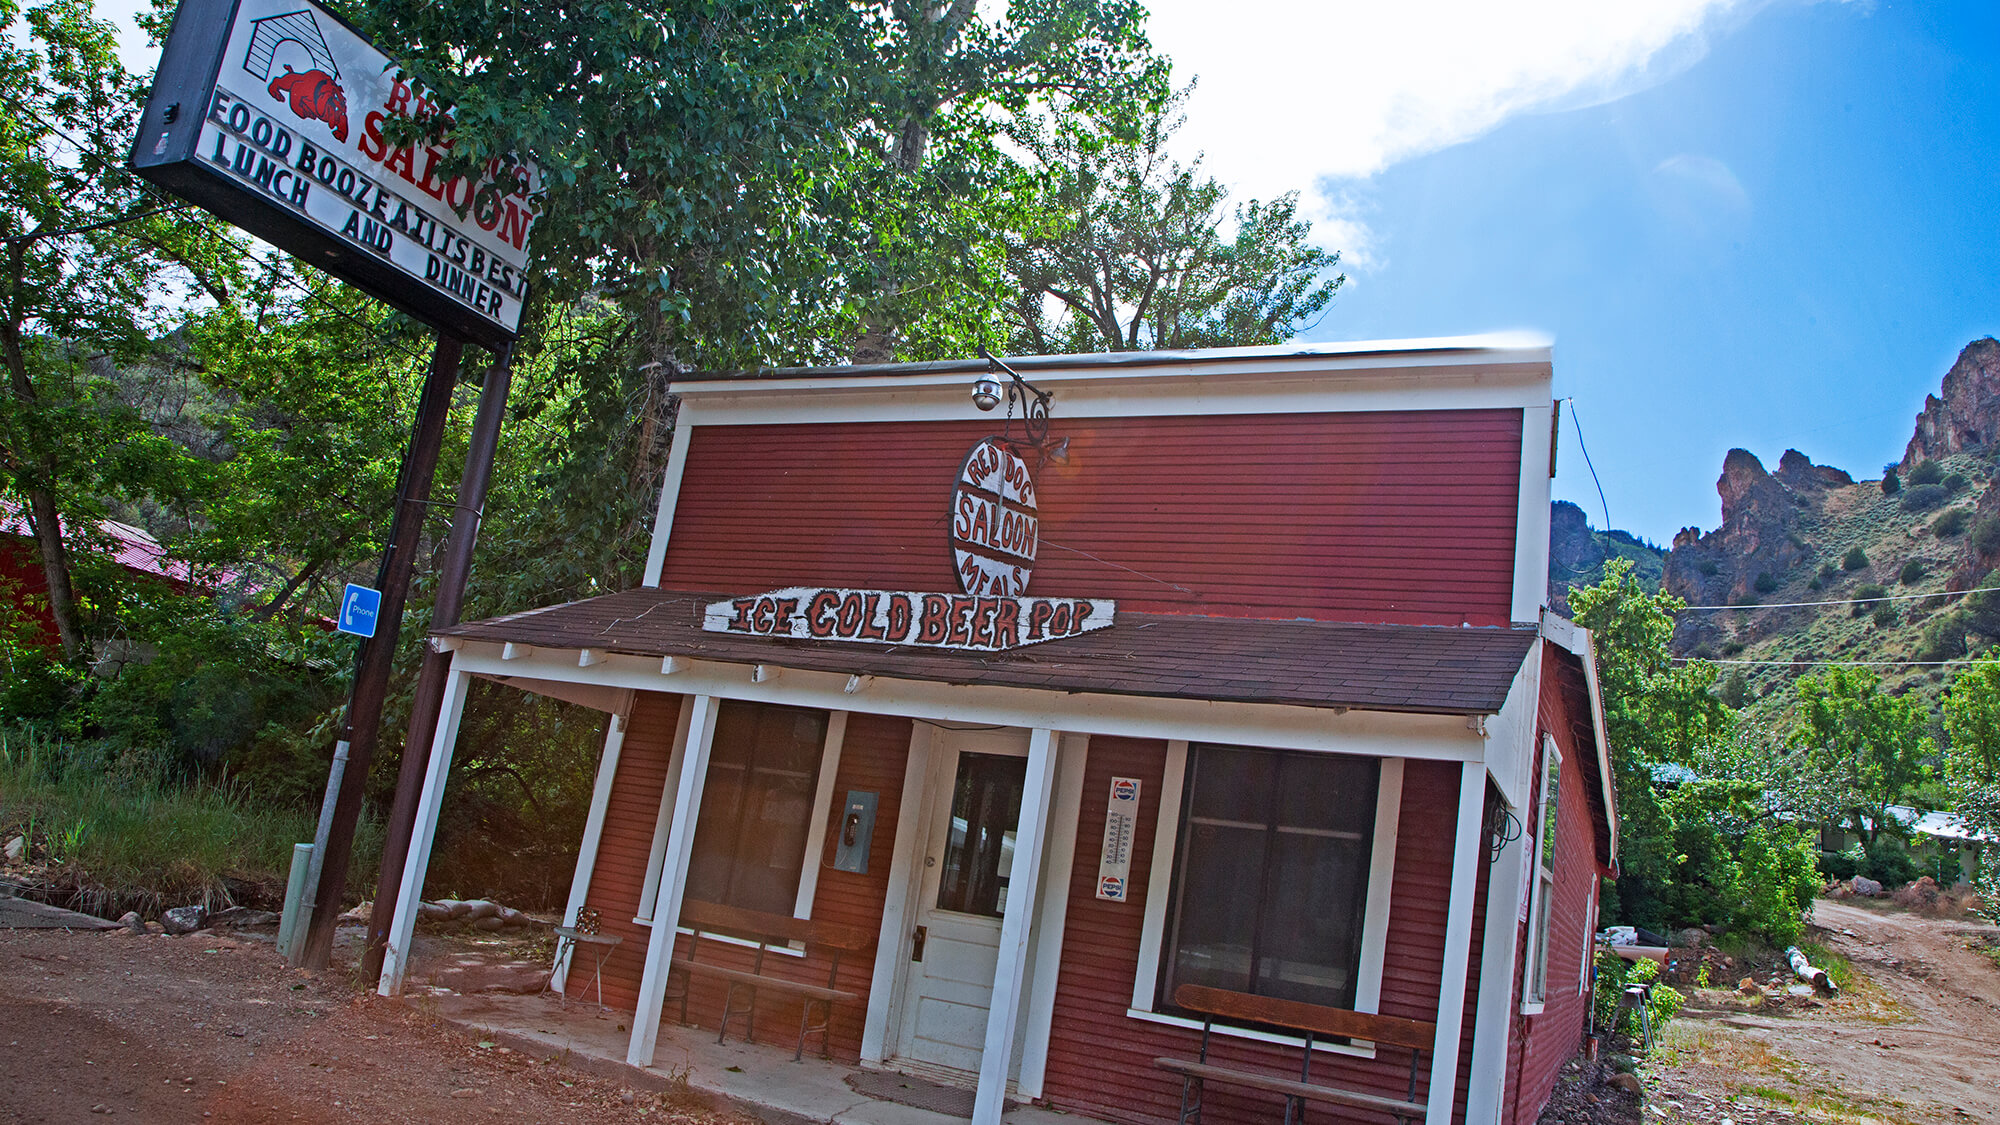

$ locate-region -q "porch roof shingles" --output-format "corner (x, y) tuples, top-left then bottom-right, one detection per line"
(440, 588), (1537, 715)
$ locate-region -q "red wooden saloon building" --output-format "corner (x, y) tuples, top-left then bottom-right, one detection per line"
(376, 337), (1617, 1125)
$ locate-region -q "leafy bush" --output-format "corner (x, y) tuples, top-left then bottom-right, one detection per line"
(1754, 571), (1778, 594)
(1901, 560), (1926, 584)
(1861, 840), (1921, 887)
(1902, 483), (1951, 513)
(1717, 670), (1748, 708)
(1936, 508), (1972, 537)
(1882, 469), (1901, 495)
(1873, 602), (1898, 627)
(1945, 473), (1969, 492)
(1818, 562), (1838, 583)
(1852, 583), (1887, 616)
(1592, 952), (1684, 1041)
(1916, 611), (1970, 661)
(1720, 639), (1746, 657)
(1976, 516), (2000, 557)
(1696, 558), (1720, 577)
(1844, 546), (1870, 571)
(1818, 849), (1859, 881)
(1908, 460), (1945, 486)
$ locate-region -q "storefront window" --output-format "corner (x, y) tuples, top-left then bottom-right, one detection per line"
(1159, 744), (1379, 1012)
(685, 701), (830, 915)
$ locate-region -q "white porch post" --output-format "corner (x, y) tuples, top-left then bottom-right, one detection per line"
(973, 727), (1060, 1125)
(376, 665), (473, 996)
(627, 693), (722, 1068)
(1464, 787), (1528, 1125)
(1426, 761), (1489, 1124)
(551, 702), (632, 992)
(861, 724), (935, 1065)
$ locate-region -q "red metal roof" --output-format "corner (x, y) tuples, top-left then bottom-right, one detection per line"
(441, 588), (1538, 715)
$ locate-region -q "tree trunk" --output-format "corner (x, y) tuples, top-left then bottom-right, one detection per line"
(0, 310), (86, 660)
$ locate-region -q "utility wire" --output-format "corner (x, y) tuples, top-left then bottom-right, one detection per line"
(1565, 397), (1612, 534)
(1, 204), (192, 244)
(1676, 656), (1995, 668)
(1677, 587), (1986, 612)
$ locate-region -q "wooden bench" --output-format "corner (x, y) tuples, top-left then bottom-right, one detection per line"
(666, 899), (874, 1060)
(1154, 984), (1437, 1125)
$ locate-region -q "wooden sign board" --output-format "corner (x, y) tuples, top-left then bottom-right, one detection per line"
(951, 438), (1038, 596)
(704, 587), (1113, 653)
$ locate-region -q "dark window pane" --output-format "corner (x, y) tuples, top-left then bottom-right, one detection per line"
(936, 753), (1027, 917)
(686, 701), (828, 915)
(1162, 745), (1378, 1014)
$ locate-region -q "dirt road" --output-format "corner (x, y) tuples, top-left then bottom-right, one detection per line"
(1645, 899), (2000, 1125)
(0, 927), (731, 1124)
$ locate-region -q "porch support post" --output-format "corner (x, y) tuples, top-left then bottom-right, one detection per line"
(1465, 787), (1528, 1125)
(552, 701), (632, 992)
(627, 693), (721, 1068)
(973, 726), (1059, 1125)
(376, 664), (473, 996)
(1426, 760), (1488, 1125)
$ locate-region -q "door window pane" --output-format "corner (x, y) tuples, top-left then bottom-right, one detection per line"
(1163, 745), (1379, 1011)
(936, 752), (1027, 917)
(686, 701), (829, 915)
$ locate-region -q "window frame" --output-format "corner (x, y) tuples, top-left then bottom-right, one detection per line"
(1129, 741), (1403, 1058)
(1520, 732), (1561, 1015)
(634, 700), (847, 935)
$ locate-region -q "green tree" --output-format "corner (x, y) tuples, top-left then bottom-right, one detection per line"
(0, 0), (240, 659)
(1006, 88), (1343, 353)
(1941, 659), (2000, 895)
(1788, 667), (1933, 848)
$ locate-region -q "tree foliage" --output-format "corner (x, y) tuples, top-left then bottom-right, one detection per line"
(1787, 666), (1933, 847)
(0, 0), (241, 657)
(1568, 559), (1818, 942)
(1006, 88), (1342, 353)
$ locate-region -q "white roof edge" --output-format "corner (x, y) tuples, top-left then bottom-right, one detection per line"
(671, 333), (1555, 396)
(1542, 610), (1620, 865)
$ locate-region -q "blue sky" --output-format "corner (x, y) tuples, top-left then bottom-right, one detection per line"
(1147, 0), (2000, 544)
(93, 1), (1997, 543)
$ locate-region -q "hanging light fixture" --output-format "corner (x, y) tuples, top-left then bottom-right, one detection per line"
(972, 346), (1055, 451)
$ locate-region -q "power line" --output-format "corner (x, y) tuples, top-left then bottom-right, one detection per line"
(1677, 656), (1994, 668)
(1563, 397), (1612, 533)
(1678, 587), (1987, 612)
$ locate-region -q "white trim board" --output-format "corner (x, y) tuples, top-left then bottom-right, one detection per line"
(444, 641), (1491, 764)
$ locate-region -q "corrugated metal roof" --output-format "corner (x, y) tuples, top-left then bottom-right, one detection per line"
(440, 588), (1538, 715)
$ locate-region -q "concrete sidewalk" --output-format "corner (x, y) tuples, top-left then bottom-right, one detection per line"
(424, 990), (1091, 1125)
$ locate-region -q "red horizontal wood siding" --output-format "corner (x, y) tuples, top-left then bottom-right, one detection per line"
(1505, 651), (1609, 1124)
(577, 696), (912, 1063)
(660, 411), (1524, 625)
(1040, 747), (1486, 1125)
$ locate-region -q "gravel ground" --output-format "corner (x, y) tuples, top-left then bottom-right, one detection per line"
(0, 925), (743, 1124)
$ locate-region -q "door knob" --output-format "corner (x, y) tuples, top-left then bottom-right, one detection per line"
(911, 925), (927, 962)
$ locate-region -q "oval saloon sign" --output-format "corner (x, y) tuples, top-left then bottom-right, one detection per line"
(951, 438), (1038, 596)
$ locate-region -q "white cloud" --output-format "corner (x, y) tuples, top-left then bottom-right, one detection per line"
(1142, 0), (1765, 255)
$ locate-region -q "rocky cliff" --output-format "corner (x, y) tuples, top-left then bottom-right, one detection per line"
(1661, 338), (2000, 690)
(1548, 500), (1665, 615)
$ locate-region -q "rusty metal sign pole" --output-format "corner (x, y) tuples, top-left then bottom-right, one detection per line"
(297, 333), (464, 970)
(361, 342), (515, 982)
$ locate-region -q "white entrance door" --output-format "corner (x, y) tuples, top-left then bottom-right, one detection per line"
(894, 726), (1032, 1081)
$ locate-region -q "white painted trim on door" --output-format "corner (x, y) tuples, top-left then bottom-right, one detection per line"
(1016, 732), (1089, 1099)
(861, 723), (936, 1065)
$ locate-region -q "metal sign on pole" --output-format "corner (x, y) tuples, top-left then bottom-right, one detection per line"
(129, 0), (541, 971)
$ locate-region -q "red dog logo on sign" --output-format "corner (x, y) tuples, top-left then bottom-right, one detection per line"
(267, 67), (348, 141)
